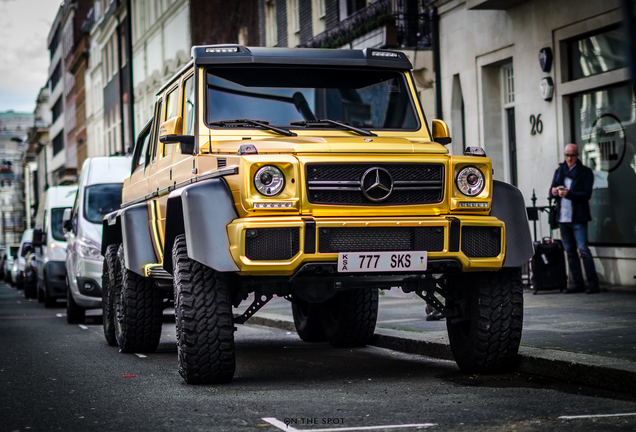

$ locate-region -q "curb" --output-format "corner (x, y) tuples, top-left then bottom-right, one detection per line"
(247, 313), (636, 395)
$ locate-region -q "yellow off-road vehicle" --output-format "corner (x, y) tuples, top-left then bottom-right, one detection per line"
(101, 45), (533, 384)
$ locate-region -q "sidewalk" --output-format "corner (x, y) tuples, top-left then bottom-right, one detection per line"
(242, 287), (636, 395)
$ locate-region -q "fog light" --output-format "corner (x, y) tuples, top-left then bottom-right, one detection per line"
(83, 282), (93, 291)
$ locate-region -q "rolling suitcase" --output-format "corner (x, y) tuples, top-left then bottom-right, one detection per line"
(531, 237), (568, 294)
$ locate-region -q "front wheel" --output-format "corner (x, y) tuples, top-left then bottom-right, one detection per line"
(66, 287), (86, 324)
(114, 245), (163, 353)
(446, 268), (524, 373)
(101, 244), (119, 346)
(321, 288), (378, 348)
(173, 234), (235, 384)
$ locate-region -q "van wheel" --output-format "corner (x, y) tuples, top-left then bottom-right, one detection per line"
(67, 288), (86, 324)
(446, 268), (524, 373)
(37, 281), (44, 303)
(173, 234), (235, 384)
(321, 288), (378, 348)
(292, 298), (326, 342)
(114, 245), (163, 353)
(101, 244), (119, 346)
(43, 276), (56, 308)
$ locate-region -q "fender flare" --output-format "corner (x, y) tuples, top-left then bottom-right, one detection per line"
(490, 180), (534, 267)
(101, 203), (158, 276)
(163, 178), (239, 274)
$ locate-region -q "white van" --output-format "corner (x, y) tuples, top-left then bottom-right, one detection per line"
(33, 185), (78, 306)
(65, 156), (131, 324)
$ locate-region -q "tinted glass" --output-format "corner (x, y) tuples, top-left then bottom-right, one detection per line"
(206, 67), (419, 130)
(10, 246), (19, 257)
(569, 27), (627, 81)
(84, 184), (123, 224)
(50, 207), (70, 241)
(184, 76), (195, 135)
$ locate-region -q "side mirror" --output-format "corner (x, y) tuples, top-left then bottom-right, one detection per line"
(32, 229), (45, 247)
(431, 119), (452, 145)
(160, 134), (195, 155)
(62, 208), (73, 233)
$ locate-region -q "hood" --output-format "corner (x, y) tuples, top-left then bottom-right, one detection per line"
(211, 136), (448, 155)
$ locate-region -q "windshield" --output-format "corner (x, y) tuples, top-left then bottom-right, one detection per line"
(206, 67), (419, 131)
(9, 246), (19, 258)
(84, 184), (123, 224)
(51, 207), (70, 241)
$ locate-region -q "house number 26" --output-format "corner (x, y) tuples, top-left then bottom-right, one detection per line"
(530, 114), (543, 135)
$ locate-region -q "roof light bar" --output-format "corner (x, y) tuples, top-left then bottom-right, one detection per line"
(205, 47), (239, 53)
(371, 51), (399, 58)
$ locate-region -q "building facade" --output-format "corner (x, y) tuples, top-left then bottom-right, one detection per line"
(435, 0), (635, 287)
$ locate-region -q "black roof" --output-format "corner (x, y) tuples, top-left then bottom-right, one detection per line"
(191, 45), (413, 70)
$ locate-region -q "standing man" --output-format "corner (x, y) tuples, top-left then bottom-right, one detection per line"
(550, 143), (600, 294)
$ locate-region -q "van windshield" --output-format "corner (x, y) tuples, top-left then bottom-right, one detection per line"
(84, 184), (123, 224)
(9, 246), (19, 258)
(51, 207), (70, 241)
(206, 67), (419, 131)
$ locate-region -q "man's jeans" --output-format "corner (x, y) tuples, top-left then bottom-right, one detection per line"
(559, 222), (599, 290)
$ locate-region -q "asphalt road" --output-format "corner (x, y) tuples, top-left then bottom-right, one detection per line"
(2, 282), (636, 432)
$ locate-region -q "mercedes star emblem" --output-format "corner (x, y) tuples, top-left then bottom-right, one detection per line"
(361, 167), (393, 202)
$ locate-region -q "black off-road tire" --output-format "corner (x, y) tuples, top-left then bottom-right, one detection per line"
(321, 288), (378, 348)
(114, 245), (163, 353)
(292, 298), (326, 342)
(66, 288), (86, 324)
(172, 234), (235, 384)
(101, 244), (119, 346)
(446, 267), (524, 374)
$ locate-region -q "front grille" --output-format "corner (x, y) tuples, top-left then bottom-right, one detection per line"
(245, 228), (300, 260)
(319, 227), (444, 253)
(306, 163), (444, 205)
(461, 226), (502, 258)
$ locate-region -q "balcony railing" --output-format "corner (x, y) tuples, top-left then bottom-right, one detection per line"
(300, 0), (434, 49)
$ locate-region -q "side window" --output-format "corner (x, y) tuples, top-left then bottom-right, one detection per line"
(131, 121), (152, 174)
(163, 88), (178, 157)
(183, 75), (195, 136)
(151, 99), (163, 164)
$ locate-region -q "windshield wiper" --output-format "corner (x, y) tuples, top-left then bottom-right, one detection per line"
(290, 119), (377, 137)
(210, 119), (297, 137)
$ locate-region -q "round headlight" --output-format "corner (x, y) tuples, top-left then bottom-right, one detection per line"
(456, 166), (485, 196)
(254, 165), (285, 196)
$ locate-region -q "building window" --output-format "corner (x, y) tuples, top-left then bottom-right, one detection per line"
(290, 0), (299, 33)
(50, 63), (62, 91)
(569, 27), (627, 81)
(503, 65), (514, 104)
(266, 0), (278, 47)
(573, 83), (636, 246)
(52, 131), (64, 156)
(51, 97), (64, 123)
(48, 27), (61, 59)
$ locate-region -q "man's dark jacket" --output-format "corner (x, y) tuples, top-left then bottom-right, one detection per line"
(549, 161), (594, 223)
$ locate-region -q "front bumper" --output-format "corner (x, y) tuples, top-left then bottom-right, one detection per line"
(227, 215), (505, 276)
(69, 257), (103, 309)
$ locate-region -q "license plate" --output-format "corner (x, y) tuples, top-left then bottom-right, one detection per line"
(337, 251), (428, 273)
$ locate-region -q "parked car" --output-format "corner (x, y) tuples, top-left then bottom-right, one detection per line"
(65, 156), (130, 323)
(100, 44), (533, 384)
(33, 185), (78, 307)
(14, 229), (34, 289)
(3, 245), (19, 284)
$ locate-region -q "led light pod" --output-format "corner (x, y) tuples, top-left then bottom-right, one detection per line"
(254, 165), (285, 197)
(456, 166), (485, 197)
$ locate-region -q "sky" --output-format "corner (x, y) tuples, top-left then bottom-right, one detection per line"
(0, 0), (63, 113)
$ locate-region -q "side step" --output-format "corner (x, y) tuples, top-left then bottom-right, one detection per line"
(143, 264), (172, 279)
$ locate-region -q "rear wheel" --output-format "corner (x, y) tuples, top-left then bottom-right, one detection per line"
(114, 245), (163, 353)
(37, 281), (44, 303)
(101, 244), (119, 346)
(173, 234), (235, 384)
(66, 287), (86, 324)
(292, 298), (326, 342)
(321, 288), (378, 348)
(446, 268), (524, 373)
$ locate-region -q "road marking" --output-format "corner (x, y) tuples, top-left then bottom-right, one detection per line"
(559, 413), (636, 420)
(262, 418), (436, 431)
(78, 325), (88, 330)
(135, 353), (147, 358)
(56, 313), (65, 317)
